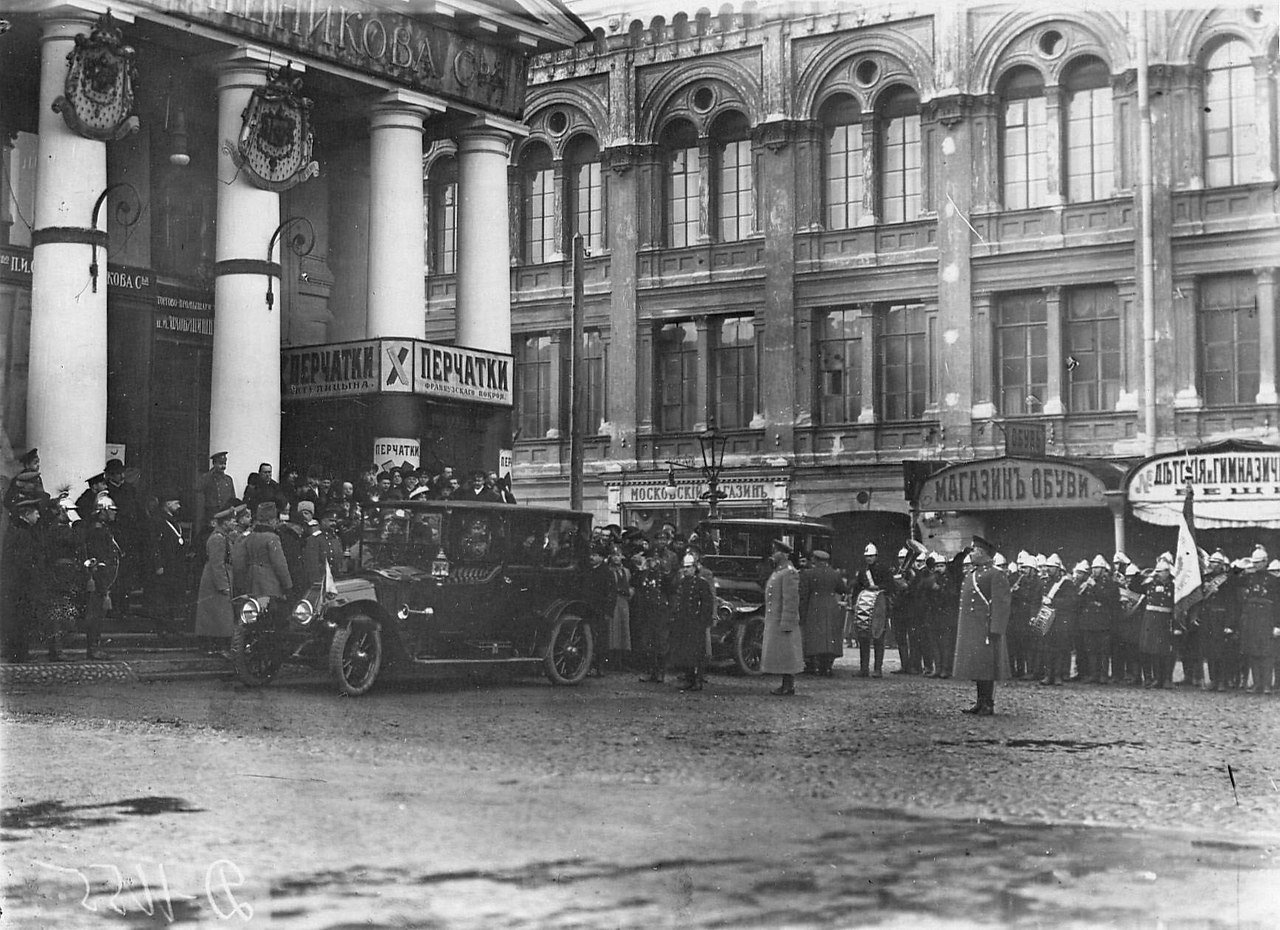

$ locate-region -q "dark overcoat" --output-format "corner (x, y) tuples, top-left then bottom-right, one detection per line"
(1237, 572), (1276, 659)
(667, 571), (715, 668)
(952, 564), (1012, 681)
(800, 562), (846, 658)
(230, 526), (292, 599)
(195, 529), (234, 638)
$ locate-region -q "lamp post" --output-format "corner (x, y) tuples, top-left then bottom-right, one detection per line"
(665, 421), (728, 518)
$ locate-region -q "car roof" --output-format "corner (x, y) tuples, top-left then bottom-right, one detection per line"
(368, 499), (590, 520)
(696, 517), (833, 531)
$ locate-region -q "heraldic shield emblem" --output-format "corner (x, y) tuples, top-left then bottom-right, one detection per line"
(231, 63), (320, 193)
(52, 11), (140, 142)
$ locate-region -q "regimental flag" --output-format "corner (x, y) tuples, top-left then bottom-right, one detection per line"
(1173, 481), (1204, 621)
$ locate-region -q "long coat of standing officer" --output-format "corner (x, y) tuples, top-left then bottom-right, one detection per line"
(195, 452), (236, 536)
(952, 536), (1012, 716)
(760, 539), (803, 695)
(800, 550), (846, 676)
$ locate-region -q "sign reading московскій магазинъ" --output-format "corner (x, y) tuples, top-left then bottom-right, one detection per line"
(152, 0), (527, 119)
(281, 338), (512, 407)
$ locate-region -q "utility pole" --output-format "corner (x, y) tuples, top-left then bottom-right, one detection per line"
(569, 233), (585, 510)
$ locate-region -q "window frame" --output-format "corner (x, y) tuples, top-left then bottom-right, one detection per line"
(820, 95), (865, 230)
(520, 143), (556, 265)
(815, 308), (863, 424)
(878, 87), (923, 224)
(1203, 39), (1258, 188)
(877, 302), (929, 421)
(1198, 274), (1260, 407)
(994, 292), (1050, 416)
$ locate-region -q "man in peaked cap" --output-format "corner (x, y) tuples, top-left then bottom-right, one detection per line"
(195, 452), (236, 539)
(952, 536), (1011, 715)
(74, 473), (109, 521)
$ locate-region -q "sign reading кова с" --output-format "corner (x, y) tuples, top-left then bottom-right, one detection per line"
(916, 456), (1108, 510)
(282, 338), (512, 407)
(154, 0), (528, 119)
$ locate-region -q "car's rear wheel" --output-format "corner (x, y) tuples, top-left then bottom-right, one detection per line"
(231, 623), (282, 687)
(733, 617), (764, 676)
(543, 613), (593, 685)
(329, 620), (383, 696)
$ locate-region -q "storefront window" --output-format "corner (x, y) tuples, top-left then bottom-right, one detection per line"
(656, 321), (699, 433)
(712, 316), (756, 429)
(879, 303), (928, 420)
(995, 292), (1048, 415)
(816, 309), (861, 424)
(1065, 286), (1121, 412)
(1198, 274), (1259, 406)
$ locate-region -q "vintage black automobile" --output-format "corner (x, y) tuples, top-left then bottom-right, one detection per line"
(230, 500), (600, 695)
(693, 517), (835, 674)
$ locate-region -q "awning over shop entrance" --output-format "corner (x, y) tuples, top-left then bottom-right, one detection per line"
(1126, 440), (1280, 529)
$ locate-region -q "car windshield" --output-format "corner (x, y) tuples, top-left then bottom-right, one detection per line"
(359, 506), (444, 570)
(695, 522), (833, 568)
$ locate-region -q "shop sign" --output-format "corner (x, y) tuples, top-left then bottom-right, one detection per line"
(1128, 452), (1280, 504)
(917, 457), (1106, 510)
(154, 287), (214, 338)
(155, 0), (528, 119)
(415, 343), (511, 406)
(374, 437), (419, 472)
(621, 479), (771, 506)
(282, 339), (380, 399)
(1, 247), (152, 296)
(1004, 421), (1046, 457)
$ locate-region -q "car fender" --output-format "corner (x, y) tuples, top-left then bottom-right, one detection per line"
(539, 597), (598, 632)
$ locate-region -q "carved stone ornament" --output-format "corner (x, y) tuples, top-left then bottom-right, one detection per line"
(926, 94), (975, 129)
(52, 12), (140, 142)
(229, 63), (320, 193)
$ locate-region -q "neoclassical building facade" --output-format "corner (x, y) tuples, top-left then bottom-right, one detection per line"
(416, 2), (1280, 562)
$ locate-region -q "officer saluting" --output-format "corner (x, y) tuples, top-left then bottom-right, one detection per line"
(952, 535), (1012, 716)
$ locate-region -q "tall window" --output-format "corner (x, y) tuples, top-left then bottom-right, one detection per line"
(1064, 58), (1114, 203)
(879, 303), (928, 420)
(563, 330), (607, 435)
(999, 68), (1049, 210)
(713, 112), (754, 242)
(520, 143), (555, 264)
(515, 334), (556, 438)
(712, 316), (757, 429)
(426, 156), (458, 275)
(1199, 275), (1259, 406)
(567, 135), (604, 253)
(880, 87), (922, 224)
(656, 321), (699, 432)
(816, 309), (862, 423)
(663, 120), (701, 247)
(1204, 40), (1258, 187)
(995, 292), (1048, 415)
(1065, 287), (1122, 412)
(821, 95), (865, 229)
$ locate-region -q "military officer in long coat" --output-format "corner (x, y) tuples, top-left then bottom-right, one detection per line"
(229, 502), (292, 601)
(195, 506), (237, 654)
(952, 536), (1012, 716)
(194, 452), (236, 538)
(800, 550), (846, 676)
(761, 539), (803, 695)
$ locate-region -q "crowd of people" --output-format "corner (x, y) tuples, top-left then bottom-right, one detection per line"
(0, 449), (514, 662)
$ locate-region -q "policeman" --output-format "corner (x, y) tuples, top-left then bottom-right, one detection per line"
(952, 536), (1011, 716)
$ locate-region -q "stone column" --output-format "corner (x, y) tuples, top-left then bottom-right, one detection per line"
(694, 317), (711, 432)
(971, 292), (995, 420)
(1257, 267), (1278, 405)
(1043, 286), (1064, 415)
(367, 93), (436, 340)
(858, 307), (877, 425)
(27, 12), (111, 491)
(210, 49), (284, 475)
(546, 331), (565, 439)
(696, 137), (713, 243)
(602, 145), (644, 464)
(456, 121), (519, 353)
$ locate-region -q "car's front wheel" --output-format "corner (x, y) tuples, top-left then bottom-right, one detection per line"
(329, 620), (383, 696)
(733, 617), (764, 676)
(543, 613), (594, 685)
(231, 622), (282, 687)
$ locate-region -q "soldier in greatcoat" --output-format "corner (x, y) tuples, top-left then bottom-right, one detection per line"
(952, 536), (1012, 716)
(667, 552), (715, 691)
(1197, 550), (1239, 691)
(194, 452), (236, 540)
(800, 550), (846, 676)
(1137, 557), (1177, 688)
(230, 502), (292, 602)
(195, 507), (237, 655)
(760, 539), (802, 695)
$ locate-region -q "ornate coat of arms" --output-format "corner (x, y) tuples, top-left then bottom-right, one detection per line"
(230, 63), (320, 193)
(52, 12), (140, 142)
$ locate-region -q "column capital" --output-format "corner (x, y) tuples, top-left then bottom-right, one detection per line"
(602, 143), (657, 175)
(213, 46), (287, 92)
(460, 113), (529, 140)
(922, 93), (978, 128)
(370, 90), (444, 127)
(1255, 266), (1278, 285)
(750, 118), (816, 153)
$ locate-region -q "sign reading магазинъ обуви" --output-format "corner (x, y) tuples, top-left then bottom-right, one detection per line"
(281, 338), (512, 407)
(917, 457), (1107, 510)
(152, 0), (527, 119)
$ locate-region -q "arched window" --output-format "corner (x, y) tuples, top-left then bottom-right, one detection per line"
(425, 156), (457, 275)
(999, 68), (1049, 210)
(566, 135), (604, 253)
(879, 86), (922, 224)
(1063, 58), (1114, 203)
(711, 111), (754, 242)
(662, 119), (701, 247)
(520, 142), (555, 264)
(820, 94), (864, 229)
(1203, 39), (1258, 187)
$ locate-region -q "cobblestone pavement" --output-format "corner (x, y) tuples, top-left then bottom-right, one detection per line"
(2, 657), (1278, 928)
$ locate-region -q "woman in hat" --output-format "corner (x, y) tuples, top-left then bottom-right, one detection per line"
(195, 506), (237, 656)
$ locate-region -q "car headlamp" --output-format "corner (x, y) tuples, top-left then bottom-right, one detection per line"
(239, 598), (261, 625)
(292, 599), (315, 625)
